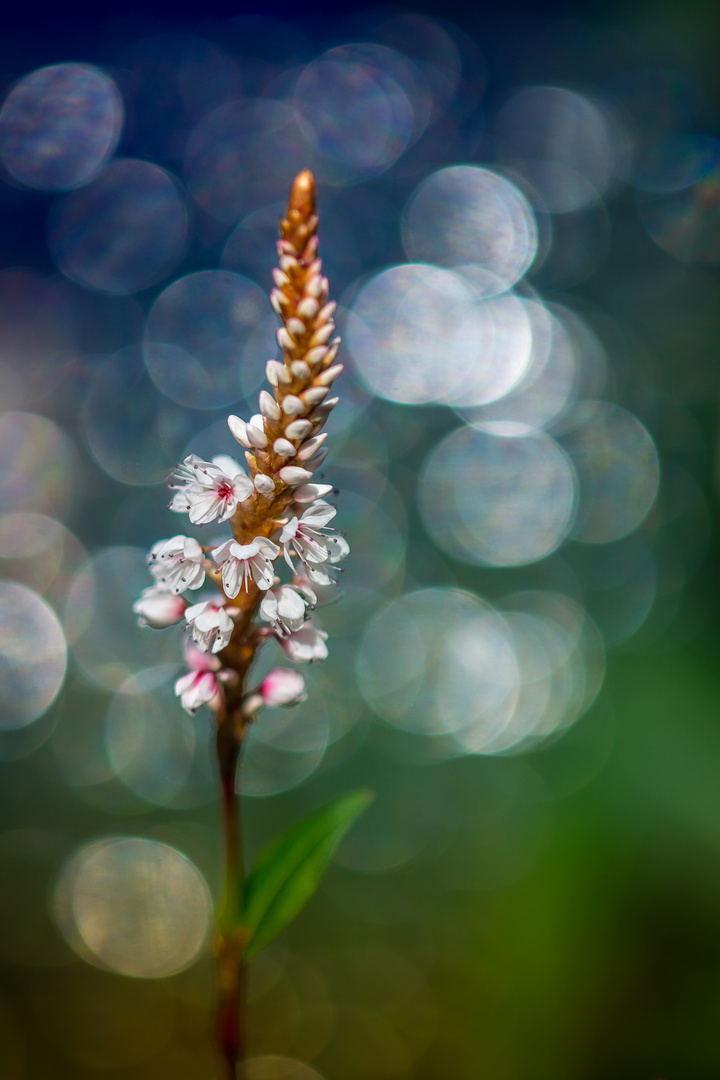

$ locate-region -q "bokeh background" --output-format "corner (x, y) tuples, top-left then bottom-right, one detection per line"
(1, 0), (720, 1077)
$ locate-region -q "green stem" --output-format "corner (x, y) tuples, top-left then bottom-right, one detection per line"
(216, 713), (247, 1079)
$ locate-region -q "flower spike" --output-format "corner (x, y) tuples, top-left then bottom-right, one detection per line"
(134, 169), (347, 714)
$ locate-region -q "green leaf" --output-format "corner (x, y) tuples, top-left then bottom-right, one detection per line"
(241, 788), (373, 960)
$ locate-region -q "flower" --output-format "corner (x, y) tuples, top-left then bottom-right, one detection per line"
(138, 171), (346, 734)
(213, 537), (280, 597)
(279, 501), (349, 572)
(185, 600), (234, 653)
(259, 583), (316, 636)
(133, 587), (188, 628)
(148, 535), (205, 593)
(279, 622), (329, 663)
(174, 645), (223, 714)
(170, 454), (253, 525)
(259, 668), (307, 707)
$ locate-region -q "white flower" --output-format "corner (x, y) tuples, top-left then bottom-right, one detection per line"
(279, 501), (349, 572)
(174, 645), (222, 714)
(213, 537), (280, 597)
(133, 587), (188, 628)
(259, 583), (316, 636)
(279, 622), (328, 663)
(148, 535), (205, 593)
(170, 454), (253, 525)
(185, 600), (234, 653)
(259, 668), (307, 707)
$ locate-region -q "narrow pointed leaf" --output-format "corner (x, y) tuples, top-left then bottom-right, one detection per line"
(242, 788), (373, 960)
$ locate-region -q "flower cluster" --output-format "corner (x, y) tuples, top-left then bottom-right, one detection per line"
(133, 171), (348, 721)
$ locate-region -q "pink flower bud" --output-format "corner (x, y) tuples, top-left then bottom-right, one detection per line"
(174, 669), (221, 714)
(259, 668), (307, 707)
(133, 587), (188, 629)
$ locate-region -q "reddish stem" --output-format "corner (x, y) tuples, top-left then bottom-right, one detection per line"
(216, 713), (246, 1078)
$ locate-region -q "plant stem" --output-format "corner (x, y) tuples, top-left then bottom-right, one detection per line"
(216, 711), (247, 1079)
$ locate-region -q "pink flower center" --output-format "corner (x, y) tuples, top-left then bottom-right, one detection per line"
(216, 481), (234, 502)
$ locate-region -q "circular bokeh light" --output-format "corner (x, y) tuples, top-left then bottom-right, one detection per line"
(638, 165), (720, 264)
(420, 426), (577, 566)
(472, 591), (605, 753)
(292, 53), (414, 181)
(0, 412), (75, 517)
(105, 675), (214, 808)
(0, 63), (123, 190)
(144, 270), (271, 409)
(374, 14), (463, 113)
(0, 582), (67, 729)
(53, 837), (212, 977)
(239, 729), (327, 798)
(563, 402), (660, 543)
(321, 42), (433, 144)
(357, 587), (518, 748)
(81, 346), (193, 485)
(494, 86), (617, 212)
(459, 299), (576, 431)
(0, 511), (86, 605)
(0, 270), (77, 399)
(49, 159), (188, 294)
(65, 546), (181, 689)
(184, 99), (312, 223)
(402, 166), (538, 287)
(348, 265), (531, 406)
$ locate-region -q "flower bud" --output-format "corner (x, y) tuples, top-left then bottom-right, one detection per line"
(259, 668), (307, 707)
(293, 482), (333, 503)
(133, 587), (188, 629)
(259, 390), (281, 420)
(280, 623), (328, 663)
(279, 466), (313, 485)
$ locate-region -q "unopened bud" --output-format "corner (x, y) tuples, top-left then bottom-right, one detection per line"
(308, 396), (339, 422)
(228, 415), (251, 448)
(296, 433), (327, 461)
(293, 483), (333, 503)
(282, 395), (304, 416)
(318, 301), (337, 322)
(284, 418), (312, 440)
(265, 360), (283, 386)
(309, 324), (334, 347)
(286, 317), (306, 338)
(259, 390), (281, 420)
(277, 327), (293, 351)
(279, 466), (313, 485)
(317, 363), (343, 386)
(297, 297), (319, 319)
(133, 588), (188, 629)
(304, 347), (325, 369)
(254, 473), (275, 494)
(301, 386), (328, 407)
(259, 668), (307, 707)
